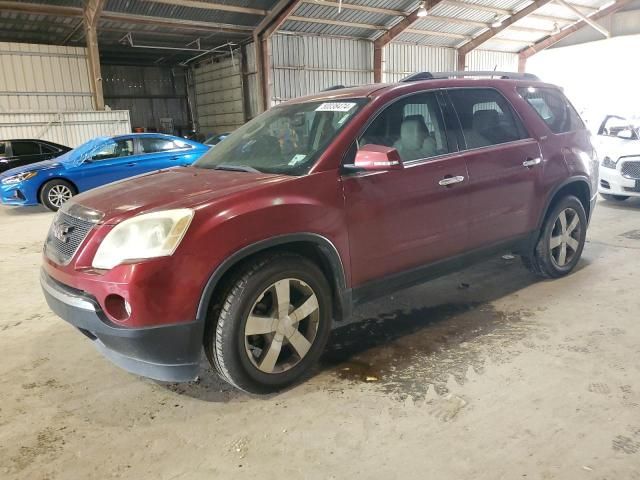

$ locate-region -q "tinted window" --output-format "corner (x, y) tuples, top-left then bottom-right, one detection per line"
(448, 88), (527, 149)
(518, 87), (584, 134)
(40, 143), (56, 154)
(90, 139), (134, 161)
(0, 142), (5, 155)
(140, 138), (178, 154)
(360, 92), (449, 162)
(12, 141), (40, 156)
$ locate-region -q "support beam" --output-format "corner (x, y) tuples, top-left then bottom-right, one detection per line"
(138, 0), (267, 16)
(519, 0), (631, 63)
(300, 0), (404, 17)
(555, 0), (610, 37)
(83, 0), (105, 110)
(372, 0), (447, 83)
(254, 0), (302, 112)
(456, 0), (555, 71)
(287, 16), (387, 31)
(439, 1), (576, 24)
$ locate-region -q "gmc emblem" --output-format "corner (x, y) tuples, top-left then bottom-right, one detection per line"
(52, 223), (73, 243)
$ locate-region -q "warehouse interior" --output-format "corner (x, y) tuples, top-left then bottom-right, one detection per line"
(1, 0), (640, 479)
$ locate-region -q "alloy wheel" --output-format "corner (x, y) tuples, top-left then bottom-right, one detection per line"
(47, 185), (73, 208)
(549, 207), (582, 268)
(244, 278), (320, 374)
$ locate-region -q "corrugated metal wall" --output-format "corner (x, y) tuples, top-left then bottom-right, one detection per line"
(193, 55), (245, 135)
(466, 50), (519, 72)
(0, 42), (93, 112)
(103, 65), (190, 134)
(383, 43), (456, 82)
(0, 111), (131, 147)
(270, 33), (373, 104)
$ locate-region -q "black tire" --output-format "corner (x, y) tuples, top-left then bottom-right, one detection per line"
(40, 179), (76, 211)
(600, 193), (629, 202)
(204, 253), (333, 394)
(522, 195), (587, 279)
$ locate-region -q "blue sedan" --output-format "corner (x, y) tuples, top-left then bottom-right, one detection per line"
(0, 133), (208, 211)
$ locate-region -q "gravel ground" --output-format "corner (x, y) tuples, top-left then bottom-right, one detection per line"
(1, 197), (639, 479)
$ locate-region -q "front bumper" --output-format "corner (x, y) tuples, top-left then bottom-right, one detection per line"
(41, 269), (203, 382)
(599, 165), (640, 197)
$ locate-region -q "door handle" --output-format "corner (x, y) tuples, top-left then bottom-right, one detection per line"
(523, 157), (542, 168)
(126, 162), (137, 167)
(438, 175), (465, 187)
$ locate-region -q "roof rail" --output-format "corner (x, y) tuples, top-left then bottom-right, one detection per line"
(322, 85), (348, 91)
(401, 71), (540, 82)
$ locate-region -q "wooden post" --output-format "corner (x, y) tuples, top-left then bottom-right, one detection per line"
(83, 0), (105, 110)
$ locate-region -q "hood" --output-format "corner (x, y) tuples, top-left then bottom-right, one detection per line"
(594, 135), (640, 160)
(70, 166), (292, 224)
(0, 158), (64, 178)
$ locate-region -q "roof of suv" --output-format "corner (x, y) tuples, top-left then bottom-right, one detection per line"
(287, 77), (558, 105)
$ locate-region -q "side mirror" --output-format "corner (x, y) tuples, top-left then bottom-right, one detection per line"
(350, 144), (404, 171)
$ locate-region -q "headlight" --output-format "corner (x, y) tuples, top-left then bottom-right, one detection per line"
(92, 209), (194, 270)
(1, 171), (38, 184)
(602, 156), (618, 169)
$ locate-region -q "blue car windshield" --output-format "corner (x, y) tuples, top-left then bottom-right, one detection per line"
(61, 137), (113, 165)
(194, 99), (367, 175)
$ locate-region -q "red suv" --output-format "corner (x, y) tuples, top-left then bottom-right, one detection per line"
(41, 72), (597, 393)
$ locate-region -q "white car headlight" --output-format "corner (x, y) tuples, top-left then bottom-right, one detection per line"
(1, 171), (38, 184)
(92, 209), (194, 270)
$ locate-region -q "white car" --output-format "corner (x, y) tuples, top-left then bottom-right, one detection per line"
(595, 115), (640, 202)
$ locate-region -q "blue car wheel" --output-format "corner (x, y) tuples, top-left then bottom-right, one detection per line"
(40, 179), (76, 211)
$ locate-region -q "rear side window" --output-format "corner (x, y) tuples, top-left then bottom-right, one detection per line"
(448, 88), (527, 150)
(140, 138), (178, 154)
(518, 87), (584, 134)
(12, 141), (40, 156)
(0, 142), (5, 155)
(40, 143), (56, 154)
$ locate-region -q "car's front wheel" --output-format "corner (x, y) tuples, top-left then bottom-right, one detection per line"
(522, 195), (587, 278)
(600, 193), (629, 202)
(205, 253), (332, 394)
(40, 179), (76, 211)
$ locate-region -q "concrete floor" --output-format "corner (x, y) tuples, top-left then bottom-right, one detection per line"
(1, 197), (639, 479)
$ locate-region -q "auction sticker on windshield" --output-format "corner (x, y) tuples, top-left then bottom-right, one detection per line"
(315, 102), (356, 112)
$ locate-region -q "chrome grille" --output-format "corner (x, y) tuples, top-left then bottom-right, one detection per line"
(621, 161), (640, 180)
(44, 212), (95, 265)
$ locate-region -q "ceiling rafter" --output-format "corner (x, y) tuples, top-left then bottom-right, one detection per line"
(137, 0), (268, 16)
(301, 0), (405, 17)
(286, 15), (387, 31)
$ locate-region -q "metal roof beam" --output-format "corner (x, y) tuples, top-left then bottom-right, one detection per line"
(457, 0), (555, 69)
(404, 28), (469, 39)
(137, 0), (268, 16)
(519, 0), (631, 63)
(440, 0), (577, 24)
(424, 14), (552, 33)
(555, 0), (610, 37)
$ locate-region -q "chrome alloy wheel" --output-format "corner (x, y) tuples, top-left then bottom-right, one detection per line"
(244, 278), (320, 374)
(549, 207), (582, 268)
(47, 184), (73, 208)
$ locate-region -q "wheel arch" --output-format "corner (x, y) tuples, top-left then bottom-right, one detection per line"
(196, 234), (351, 329)
(538, 177), (592, 231)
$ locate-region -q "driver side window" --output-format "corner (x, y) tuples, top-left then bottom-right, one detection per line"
(360, 92), (449, 162)
(91, 139), (134, 161)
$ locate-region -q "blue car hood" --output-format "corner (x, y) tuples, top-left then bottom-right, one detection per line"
(0, 136), (109, 179)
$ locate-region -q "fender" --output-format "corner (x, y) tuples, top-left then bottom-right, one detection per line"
(195, 233), (350, 325)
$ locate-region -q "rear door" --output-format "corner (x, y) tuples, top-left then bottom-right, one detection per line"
(445, 87), (543, 249)
(135, 137), (195, 174)
(343, 90), (470, 288)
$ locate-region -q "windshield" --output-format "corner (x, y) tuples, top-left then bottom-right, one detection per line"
(194, 99), (366, 175)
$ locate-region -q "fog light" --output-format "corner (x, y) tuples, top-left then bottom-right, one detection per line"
(104, 294), (131, 322)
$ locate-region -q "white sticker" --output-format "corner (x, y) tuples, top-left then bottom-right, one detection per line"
(315, 102), (356, 112)
(288, 154), (307, 166)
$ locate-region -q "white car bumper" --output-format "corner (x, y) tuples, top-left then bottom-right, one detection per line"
(599, 157), (640, 197)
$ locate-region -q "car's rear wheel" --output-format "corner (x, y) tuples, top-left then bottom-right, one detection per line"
(600, 193), (629, 202)
(205, 253), (332, 394)
(40, 179), (76, 211)
(522, 195), (587, 279)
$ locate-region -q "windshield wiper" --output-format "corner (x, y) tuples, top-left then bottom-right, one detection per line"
(214, 164), (261, 173)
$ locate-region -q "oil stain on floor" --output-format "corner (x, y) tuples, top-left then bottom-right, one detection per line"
(322, 302), (537, 400)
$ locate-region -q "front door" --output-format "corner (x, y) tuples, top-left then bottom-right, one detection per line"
(343, 91), (470, 288)
(74, 137), (139, 190)
(445, 88), (543, 249)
